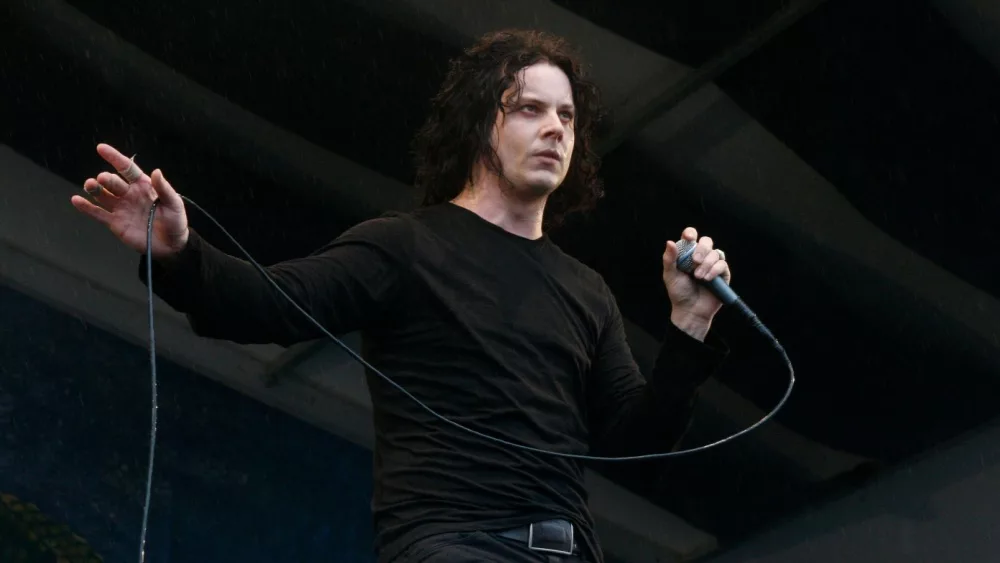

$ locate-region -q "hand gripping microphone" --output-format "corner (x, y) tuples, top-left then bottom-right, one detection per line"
(675, 239), (739, 306)
(674, 239), (770, 336)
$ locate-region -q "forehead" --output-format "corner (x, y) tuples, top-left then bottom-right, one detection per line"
(509, 62), (574, 105)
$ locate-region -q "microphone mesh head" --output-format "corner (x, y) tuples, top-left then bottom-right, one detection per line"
(675, 239), (698, 274)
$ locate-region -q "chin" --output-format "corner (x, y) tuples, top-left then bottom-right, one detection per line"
(523, 182), (559, 199)
(519, 174), (564, 198)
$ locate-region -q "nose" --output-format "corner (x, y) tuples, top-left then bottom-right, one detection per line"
(540, 109), (565, 141)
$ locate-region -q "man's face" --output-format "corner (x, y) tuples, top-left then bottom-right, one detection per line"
(491, 62), (576, 200)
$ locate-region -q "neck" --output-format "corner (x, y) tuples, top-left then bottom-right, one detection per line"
(451, 170), (547, 240)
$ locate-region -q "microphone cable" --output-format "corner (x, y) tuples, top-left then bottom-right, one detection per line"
(137, 196), (796, 561)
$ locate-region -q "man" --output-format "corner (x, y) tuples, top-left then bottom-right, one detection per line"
(71, 29), (731, 563)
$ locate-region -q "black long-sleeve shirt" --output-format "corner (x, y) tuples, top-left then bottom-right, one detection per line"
(140, 202), (728, 562)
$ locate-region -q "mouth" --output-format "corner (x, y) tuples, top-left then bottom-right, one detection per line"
(534, 150), (561, 162)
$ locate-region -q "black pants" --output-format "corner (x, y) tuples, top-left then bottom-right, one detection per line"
(392, 531), (590, 562)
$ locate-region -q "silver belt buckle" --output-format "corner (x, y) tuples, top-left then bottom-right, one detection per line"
(527, 521), (575, 556)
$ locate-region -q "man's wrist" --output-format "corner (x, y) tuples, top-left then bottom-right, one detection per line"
(670, 310), (712, 342)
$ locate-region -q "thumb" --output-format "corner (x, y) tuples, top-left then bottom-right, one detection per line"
(662, 240), (679, 266)
(150, 169), (183, 208)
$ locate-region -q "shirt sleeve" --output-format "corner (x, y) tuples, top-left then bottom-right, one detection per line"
(588, 286), (729, 457)
(137, 214), (413, 347)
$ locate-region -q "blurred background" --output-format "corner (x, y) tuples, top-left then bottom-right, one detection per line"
(2, 0), (999, 561)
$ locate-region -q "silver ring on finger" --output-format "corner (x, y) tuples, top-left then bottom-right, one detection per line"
(716, 248), (726, 261)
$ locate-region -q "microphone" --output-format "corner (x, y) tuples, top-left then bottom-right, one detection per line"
(675, 239), (739, 306)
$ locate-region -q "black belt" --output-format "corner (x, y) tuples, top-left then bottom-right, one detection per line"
(496, 518), (579, 556)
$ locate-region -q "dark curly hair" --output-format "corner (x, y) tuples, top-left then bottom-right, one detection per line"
(412, 29), (605, 229)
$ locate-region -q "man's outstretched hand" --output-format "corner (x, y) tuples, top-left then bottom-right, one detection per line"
(71, 143), (190, 259)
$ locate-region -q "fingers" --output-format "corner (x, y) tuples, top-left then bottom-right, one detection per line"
(664, 228), (704, 270)
(70, 193), (114, 225)
(84, 177), (125, 209)
(150, 169), (183, 208)
(712, 259), (731, 283)
(671, 227), (730, 282)
(96, 143), (147, 184)
(692, 235), (714, 262)
(662, 240), (678, 264)
(696, 251), (731, 283)
(82, 171), (135, 209)
(94, 171), (132, 197)
(83, 178), (111, 198)
(83, 173), (130, 208)
(693, 249), (714, 279)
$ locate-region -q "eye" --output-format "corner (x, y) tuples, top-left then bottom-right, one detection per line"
(520, 104), (539, 113)
(559, 110), (575, 121)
